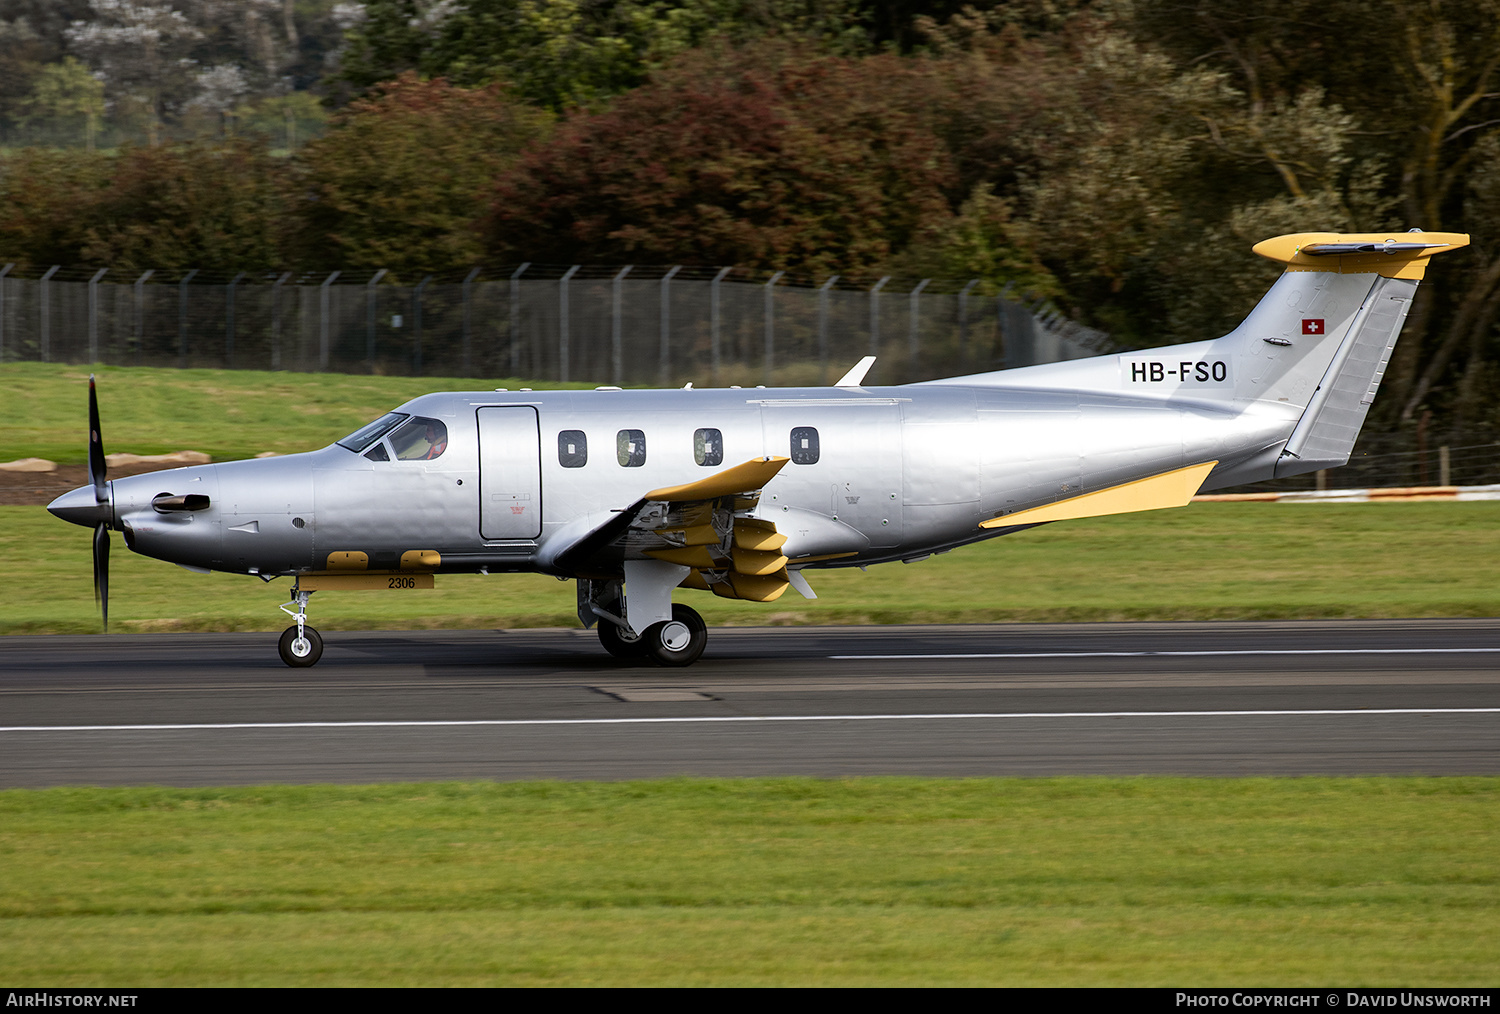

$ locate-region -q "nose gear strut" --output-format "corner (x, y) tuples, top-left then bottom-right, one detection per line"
(277, 585), (323, 667)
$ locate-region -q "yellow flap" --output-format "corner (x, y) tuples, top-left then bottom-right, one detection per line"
(732, 546), (789, 576)
(981, 461), (1218, 529)
(646, 456), (790, 502)
(733, 526), (788, 552)
(325, 551), (368, 571)
(728, 571), (789, 602)
(654, 523), (721, 546)
(645, 545), (718, 569)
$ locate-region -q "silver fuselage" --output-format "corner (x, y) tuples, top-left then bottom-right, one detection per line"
(85, 378), (1293, 579)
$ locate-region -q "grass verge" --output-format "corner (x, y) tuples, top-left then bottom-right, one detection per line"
(1, 777), (1496, 986)
(8, 499), (1500, 633)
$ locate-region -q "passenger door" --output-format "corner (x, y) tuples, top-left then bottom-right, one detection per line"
(478, 407), (542, 539)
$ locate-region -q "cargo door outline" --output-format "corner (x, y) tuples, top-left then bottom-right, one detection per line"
(478, 406), (542, 539)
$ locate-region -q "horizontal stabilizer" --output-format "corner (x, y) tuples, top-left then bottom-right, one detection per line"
(980, 461), (1218, 529)
(1253, 231), (1468, 280)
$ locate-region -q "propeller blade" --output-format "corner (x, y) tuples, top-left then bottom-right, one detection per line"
(88, 374), (107, 504)
(93, 522), (110, 632)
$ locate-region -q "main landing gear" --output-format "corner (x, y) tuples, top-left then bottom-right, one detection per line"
(595, 602), (708, 667)
(277, 587), (323, 667)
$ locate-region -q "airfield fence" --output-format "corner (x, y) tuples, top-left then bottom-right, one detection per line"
(8, 260), (1495, 490)
(0, 262), (1114, 388)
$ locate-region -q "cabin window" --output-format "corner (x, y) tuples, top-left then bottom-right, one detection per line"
(790, 426), (820, 465)
(338, 412), (407, 452)
(694, 428), (723, 467)
(388, 416), (449, 460)
(364, 442), (389, 461)
(617, 429), (647, 467)
(558, 430), (588, 468)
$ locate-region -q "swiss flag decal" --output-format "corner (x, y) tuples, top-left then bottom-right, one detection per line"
(1302, 318), (1325, 335)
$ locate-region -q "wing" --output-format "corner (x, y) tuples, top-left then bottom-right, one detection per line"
(553, 456), (797, 601)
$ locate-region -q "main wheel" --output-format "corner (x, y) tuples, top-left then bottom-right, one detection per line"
(598, 620), (649, 659)
(278, 625), (324, 667)
(646, 604), (707, 667)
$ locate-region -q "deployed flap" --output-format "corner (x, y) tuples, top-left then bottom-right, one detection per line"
(980, 461), (1217, 529)
(552, 456), (789, 577)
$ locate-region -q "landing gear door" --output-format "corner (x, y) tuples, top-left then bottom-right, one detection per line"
(478, 407), (542, 540)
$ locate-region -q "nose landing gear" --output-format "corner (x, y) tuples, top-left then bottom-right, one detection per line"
(277, 587), (323, 667)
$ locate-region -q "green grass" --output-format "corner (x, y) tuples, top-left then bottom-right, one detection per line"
(7, 499), (1500, 634)
(0, 361), (600, 465)
(1, 777), (1496, 985)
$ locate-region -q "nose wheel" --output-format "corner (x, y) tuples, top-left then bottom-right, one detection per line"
(278, 625), (323, 667)
(277, 586), (323, 667)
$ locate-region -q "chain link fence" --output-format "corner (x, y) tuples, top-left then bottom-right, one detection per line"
(0, 262), (1115, 387)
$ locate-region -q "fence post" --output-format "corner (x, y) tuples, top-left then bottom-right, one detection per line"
(559, 264), (580, 384)
(612, 265), (632, 386)
(87, 268), (108, 363)
(908, 278), (931, 370)
(509, 263), (529, 378)
(133, 270), (153, 364)
(763, 270), (785, 385)
(271, 271), (291, 370)
(461, 266), (480, 376)
(659, 265), (681, 387)
(818, 275), (840, 384)
(869, 276), (889, 359)
(365, 268), (387, 372)
(958, 278), (979, 369)
(0, 263), (11, 362)
(226, 271), (246, 368)
(1440, 445), (1451, 486)
(39, 265), (60, 363)
(711, 266), (732, 386)
(413, 275), (431, 376)
(318, 270), (340, 371)
(177, 269), (199, 368)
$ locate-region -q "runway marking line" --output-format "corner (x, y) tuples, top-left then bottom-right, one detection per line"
(831, 648), (1500, 659)
(2, 708), (1498, 733)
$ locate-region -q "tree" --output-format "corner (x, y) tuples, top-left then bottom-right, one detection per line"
(22, 56), (106, 148)
(481, 43), (954, 273)
(334, 0), (869, 110)
(285, 73), (550, 275)
(76, 139), (289, 270)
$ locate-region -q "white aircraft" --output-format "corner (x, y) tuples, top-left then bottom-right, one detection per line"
(49, 230), (1468, 666)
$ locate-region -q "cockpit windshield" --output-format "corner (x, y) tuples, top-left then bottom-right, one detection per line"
(337, 412), (408, 453)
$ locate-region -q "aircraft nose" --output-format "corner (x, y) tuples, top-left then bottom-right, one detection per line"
(47, 484), (111, 528)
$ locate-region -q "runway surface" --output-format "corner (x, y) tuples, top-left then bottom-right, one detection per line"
(2, 619), (1498, 786)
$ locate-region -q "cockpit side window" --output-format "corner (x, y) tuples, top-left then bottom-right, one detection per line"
(364, 442), (390, 461)
(338, 412), (408, 452)
(388, 416), (449, 460)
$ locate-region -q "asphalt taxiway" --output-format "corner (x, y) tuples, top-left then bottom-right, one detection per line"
(1, 620), (1497, 786)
